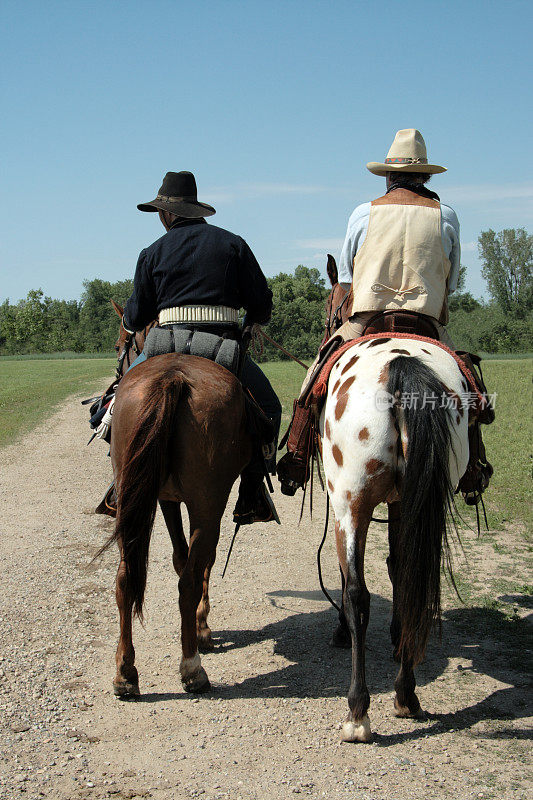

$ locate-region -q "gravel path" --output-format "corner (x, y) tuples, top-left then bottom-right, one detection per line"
(0, 393), (531, 800)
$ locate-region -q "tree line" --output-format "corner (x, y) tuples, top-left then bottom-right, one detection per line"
(1, 228), (531, 358)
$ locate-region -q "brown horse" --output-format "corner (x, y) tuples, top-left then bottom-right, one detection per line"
(323, 254), (350, 342)
(101, 304), (252, 696)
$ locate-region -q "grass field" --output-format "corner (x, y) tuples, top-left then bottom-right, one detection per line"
(0, 355), (531, 532)
(0, 358), (116, 448)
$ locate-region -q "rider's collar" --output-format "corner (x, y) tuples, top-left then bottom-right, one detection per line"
(169, 217), (207, 230)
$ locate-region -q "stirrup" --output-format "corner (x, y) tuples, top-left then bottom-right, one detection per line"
(233, 482), (280, 525)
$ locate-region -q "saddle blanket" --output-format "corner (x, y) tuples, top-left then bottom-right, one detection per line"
(143, 325), (241, 375)
(311, 332), (484, 407)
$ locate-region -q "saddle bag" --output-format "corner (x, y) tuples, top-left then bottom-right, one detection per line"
(143, 325), (241, 375)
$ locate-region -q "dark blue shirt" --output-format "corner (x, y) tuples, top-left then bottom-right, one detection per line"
(123, 218), (273, 330)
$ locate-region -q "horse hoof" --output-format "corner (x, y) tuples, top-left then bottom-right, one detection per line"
(330, 624), (351, 649)
(197, 632), (215, 653)
(394, 697), (424, 719)
(182, 667), (210, 694)
(113, 680), (140, 699)
(341, 714), (372, 743)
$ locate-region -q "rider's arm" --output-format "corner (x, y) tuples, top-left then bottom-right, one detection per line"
(441, 204), (461, 294)
(337, 203), (371, 284)
(236, 238), (273, 325)
(122, 249), (158, 331)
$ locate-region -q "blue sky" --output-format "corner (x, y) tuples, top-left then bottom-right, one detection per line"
(1, 0), (531, 303)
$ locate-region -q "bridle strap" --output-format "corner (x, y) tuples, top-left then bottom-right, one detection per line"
(115, 330), (141, 380)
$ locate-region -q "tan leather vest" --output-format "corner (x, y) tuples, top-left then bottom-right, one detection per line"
(350, 189), (451, 324)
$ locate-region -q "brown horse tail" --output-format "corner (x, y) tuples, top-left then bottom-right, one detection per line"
(99, 367), (188, 619)
(387, 355), (456, 665)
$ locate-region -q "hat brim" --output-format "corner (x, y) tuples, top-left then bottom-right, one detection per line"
(367, 161), (446, 176)
(137, 198), (216, 217)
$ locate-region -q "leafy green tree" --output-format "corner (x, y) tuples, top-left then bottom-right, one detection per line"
(257, 265), (328, 362)
(78, 278), (133, 351)
(478, 228), (532, 317)
(42, 297), (81, 352)
(448, 265), (482, 314)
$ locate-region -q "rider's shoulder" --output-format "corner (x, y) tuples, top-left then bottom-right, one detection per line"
(440, 203), (460, 227)
(348, 202), (371, 225)
(200, 222), (242, 242)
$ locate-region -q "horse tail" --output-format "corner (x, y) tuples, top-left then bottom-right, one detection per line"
(99, 367), (188, 619)
(387, 355), (456, 665)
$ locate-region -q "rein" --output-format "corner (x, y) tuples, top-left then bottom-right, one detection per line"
(258, 330), (309, 370)
(115, 323), (154, 380)
(116, 332), (140, 380)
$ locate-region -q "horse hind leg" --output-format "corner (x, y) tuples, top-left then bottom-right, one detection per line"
(387, 501), (423, 719)
(160, 500), (215, 653)
(331, 568), (351, 649)
(113, 550), (140, 698)
(177, 513), (221, 693)
(196, 558), (215, 652)
(335, 516), (372, 743)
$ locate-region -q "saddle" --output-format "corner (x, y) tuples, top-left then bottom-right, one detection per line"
(361, 310), (439, 339)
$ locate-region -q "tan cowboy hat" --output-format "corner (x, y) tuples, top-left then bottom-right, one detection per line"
(367, 129), (446, 176)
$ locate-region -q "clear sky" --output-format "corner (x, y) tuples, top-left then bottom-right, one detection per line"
(1, 0), (531, 303)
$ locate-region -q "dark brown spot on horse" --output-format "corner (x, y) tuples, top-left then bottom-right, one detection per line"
(325, 419), (331, 438)
(335, 394), (349, 421)
(390, 348), (410, 355)
(358, 427), (369, 441)
(332, 378), (341, 394)
(378, 363), (389, 384)
(341, 354), (360, 375)
(332, 444), (343, 466)
(365, 458), (384, 475)
(367, 337), (391, 347)
(327, 479), (334, 493)
(338, 375), (356, 395)
(422, 348), (431, 354)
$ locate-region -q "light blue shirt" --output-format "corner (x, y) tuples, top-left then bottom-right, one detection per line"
(338, 200), (461, 293)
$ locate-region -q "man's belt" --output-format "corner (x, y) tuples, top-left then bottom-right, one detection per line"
(158, 305), (239, 325)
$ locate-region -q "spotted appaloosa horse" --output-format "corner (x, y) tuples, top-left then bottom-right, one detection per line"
(100, 303), (252, 697)
(320, 335), (469, 742)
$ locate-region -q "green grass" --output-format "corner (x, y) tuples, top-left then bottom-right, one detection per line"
(0, 355), (531, 533)
(479, 359), (532, 532)
(0, 358), (115, 448)
(0, 351), (115, 361)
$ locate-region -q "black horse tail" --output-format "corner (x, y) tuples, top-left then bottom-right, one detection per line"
(98, 367), (188, 619)
(387, 355), (456, 665)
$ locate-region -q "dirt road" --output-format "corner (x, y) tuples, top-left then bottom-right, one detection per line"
(0, 394), (530, 800)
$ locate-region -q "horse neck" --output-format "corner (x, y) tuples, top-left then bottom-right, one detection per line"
(325, 283), (349, 338)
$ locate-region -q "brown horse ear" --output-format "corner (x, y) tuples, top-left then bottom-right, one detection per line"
(326, 254), (338, 286)
(111, 300), (124, 318)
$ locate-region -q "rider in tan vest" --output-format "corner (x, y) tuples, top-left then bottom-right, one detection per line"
(278, 129), (493, 502)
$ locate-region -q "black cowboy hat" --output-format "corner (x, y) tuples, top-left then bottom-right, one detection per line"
(137, 171), (216, 217)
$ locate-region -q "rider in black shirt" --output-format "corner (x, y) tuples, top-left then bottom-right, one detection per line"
(121, 171), (282, 525)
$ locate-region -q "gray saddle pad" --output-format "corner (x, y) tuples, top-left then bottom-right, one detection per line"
(143, 326), (241, 375)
